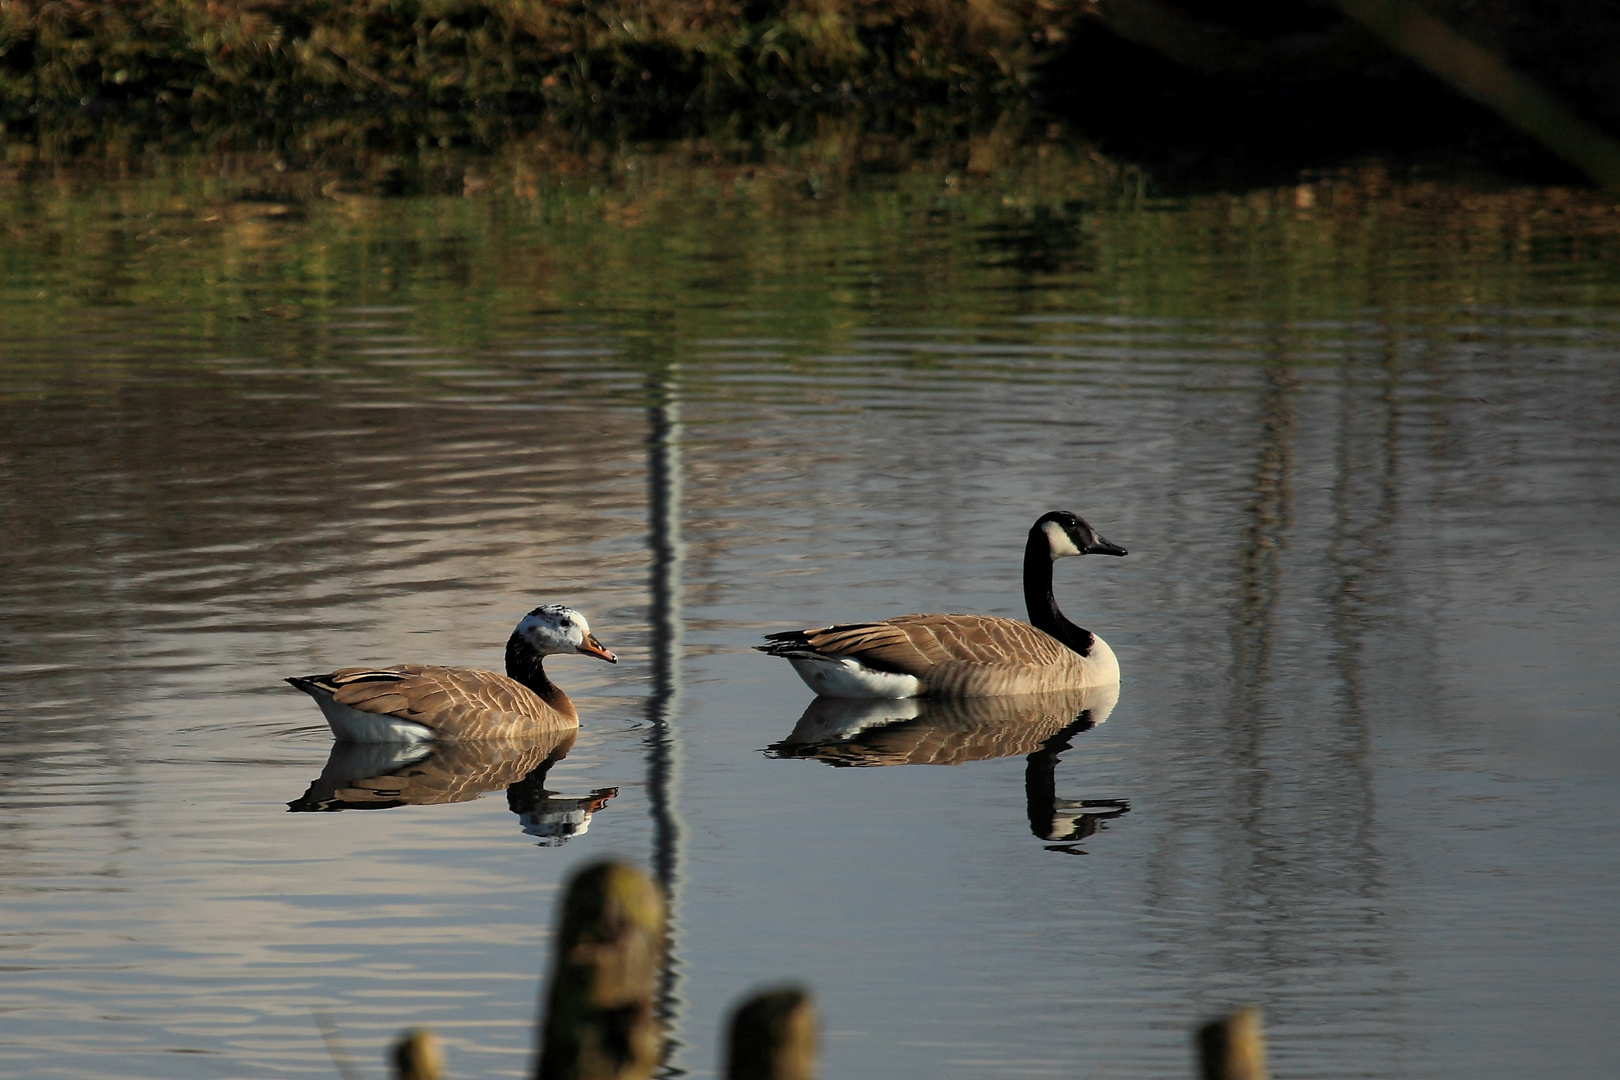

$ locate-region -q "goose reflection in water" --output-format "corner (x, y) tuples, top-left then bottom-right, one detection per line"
(288, 730), (618, 846)
(768, 684), (1128, 853)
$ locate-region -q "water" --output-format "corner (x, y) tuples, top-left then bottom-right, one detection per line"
(2, 130), (1618, 1080)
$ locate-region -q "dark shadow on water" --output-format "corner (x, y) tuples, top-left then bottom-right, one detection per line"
(287, 733), (618, 847)
(767, 686), (1130, 852)
(1036, 21), (1585, 193)
(4, 86), (1586, 201)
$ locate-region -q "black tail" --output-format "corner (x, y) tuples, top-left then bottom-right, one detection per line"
(756, 630), (814, 657)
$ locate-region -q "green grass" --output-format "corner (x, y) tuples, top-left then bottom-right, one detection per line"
(6, 112), (1620, 368)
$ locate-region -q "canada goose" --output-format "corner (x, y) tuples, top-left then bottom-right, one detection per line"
(758, 511), (1125, 698)
(286, 605), (617, 743)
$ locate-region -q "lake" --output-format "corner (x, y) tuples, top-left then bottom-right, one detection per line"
(2, 117), (1618, 1080)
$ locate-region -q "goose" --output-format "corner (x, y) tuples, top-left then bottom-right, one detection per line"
(286, 605), (617, 743)
(757, 511), (1125, 698)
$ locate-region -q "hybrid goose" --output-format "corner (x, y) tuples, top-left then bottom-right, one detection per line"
(758, 511), (1125, 698)
(286, 605), (616, 743)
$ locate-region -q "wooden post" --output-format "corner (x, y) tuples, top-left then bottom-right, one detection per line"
(393, 1028), (444, 1080)
(1196, 1007), (1267, 1080)
(535, 861), (667, 1080)
(725, 987), (817, 1080)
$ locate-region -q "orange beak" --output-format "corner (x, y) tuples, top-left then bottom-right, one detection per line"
(576, 634), (618, 663)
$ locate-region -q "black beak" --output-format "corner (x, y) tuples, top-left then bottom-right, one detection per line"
(1085, 536), (1128, 557)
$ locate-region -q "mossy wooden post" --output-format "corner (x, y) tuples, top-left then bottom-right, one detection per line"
(1196, 1007), (1268, 1080)
(535, 861), (666, 1080)
(725, 986), (817, 1080)
(393, 1028), (443, 1080)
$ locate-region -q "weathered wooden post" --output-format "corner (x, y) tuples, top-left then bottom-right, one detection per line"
(393, 1028), (444, 1080)
(1195, 1007), (1268, 1080)
(535, 861), (667, 1080)
(724, 986), (817, 1080)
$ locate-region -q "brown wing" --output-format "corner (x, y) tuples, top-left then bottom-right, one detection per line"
(794, 614), (1072, 674)
(317, 665), (574, 738)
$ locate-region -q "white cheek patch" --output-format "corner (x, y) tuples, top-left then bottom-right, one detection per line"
(1042, 520), (1083, 558)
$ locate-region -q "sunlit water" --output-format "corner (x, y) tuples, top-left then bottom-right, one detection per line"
(1, 136), (1618, 1080)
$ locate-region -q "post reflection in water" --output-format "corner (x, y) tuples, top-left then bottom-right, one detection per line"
(644, 357), (686, 1074)
(767, 686), (1130, 853)
(286, 734), (619, 846)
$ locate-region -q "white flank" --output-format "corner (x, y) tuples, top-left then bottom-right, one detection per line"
(786, 656), (923, 700)
(312, 696), (435, 744)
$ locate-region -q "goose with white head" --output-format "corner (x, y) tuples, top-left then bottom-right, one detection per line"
(759, 511), (1126, 698)
(286, 604), (617, 743)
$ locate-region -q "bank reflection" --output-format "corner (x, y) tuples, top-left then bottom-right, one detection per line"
(288, 733), (618, 846)
(768, 686), (1128, 850)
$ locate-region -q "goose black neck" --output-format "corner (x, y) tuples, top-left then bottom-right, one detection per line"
(1023, 528), (1096, 657)
(505, 632), (557, 698)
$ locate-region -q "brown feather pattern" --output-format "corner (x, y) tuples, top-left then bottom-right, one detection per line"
(310, 664), (577, 740)
(764, 613), (1109, 696)
(760, 510), (1125, 698)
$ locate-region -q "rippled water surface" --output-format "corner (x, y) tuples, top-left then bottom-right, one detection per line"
(2, 134), (1618, 1079)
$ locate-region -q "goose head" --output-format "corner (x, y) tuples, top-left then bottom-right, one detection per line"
(1034, 511), (1128, 561)
(516, 605), (618, 663)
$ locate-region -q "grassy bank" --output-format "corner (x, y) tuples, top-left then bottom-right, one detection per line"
(0, 0), (1081, 111)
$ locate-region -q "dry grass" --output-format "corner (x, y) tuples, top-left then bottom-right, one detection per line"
(0, 0), (1087, 108)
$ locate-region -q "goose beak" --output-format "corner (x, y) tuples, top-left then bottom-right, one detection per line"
(1085, 536), (1128, 557)
(577, 634), (618, 663)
